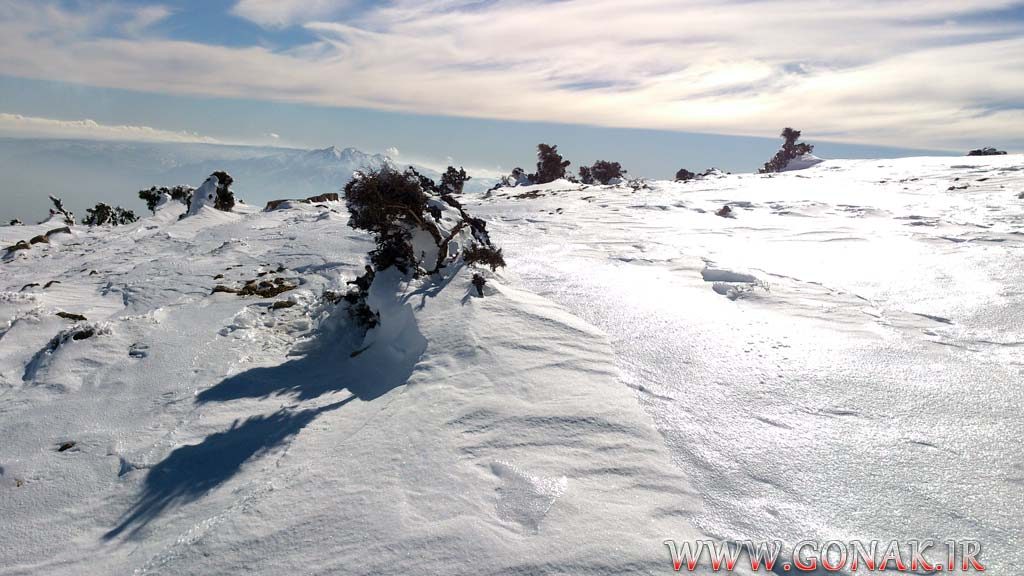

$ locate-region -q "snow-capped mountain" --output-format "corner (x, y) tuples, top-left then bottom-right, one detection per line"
(0, 139), (485, 224)
(159, 145), (397, 206)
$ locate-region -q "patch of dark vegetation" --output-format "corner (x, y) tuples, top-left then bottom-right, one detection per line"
(464, 244), (506, 271)
(579, 160), (626, 185)
(138, 185), (194, 213)
(513, 190), (544, 200)
(238, 278), (297, 298)
(532, 144), (571, 184)
(342, 163), (505, 326)
(345, 166), (432, 275)
(8, 219), (22, 226)
(759, 127), (815, 173)
(83, 203), (138, 226)
(211, 171), (235, 212)
(967, 147), (1007, 156)
(57, 312), (87, 322)
(439, 166), (471, 194)
(675, 168), (697, 182)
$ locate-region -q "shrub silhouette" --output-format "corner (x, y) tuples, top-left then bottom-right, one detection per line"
(210, 171), (235, 211)
(967, 147), (1007, 156)
(675, 169), (696, 181)
(344, 166), (431, 274)
(759, 127), (814, 173)
(589, 160), (626, 184)
(532, 144), (570, 184)
(83, 203), (138, 226)
(139, 185), (194, 213)
(440, 166), (471, 194)
(578, 166), (594, 185)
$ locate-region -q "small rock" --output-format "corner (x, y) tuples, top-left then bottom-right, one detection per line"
(44, 280), (61, 289)
(5, 240), (31, 254)
(58, 441), (76, 452)
(128, 343), (149, 358)
(44, 227), (72, 239)
(211, 285), (239, 294)
(56, 311), (87, 322)
(20, 283), (39, 291)
(271, 300), (296, 310)
(29, 235), (49, 245)
(71, 328), (95, 341)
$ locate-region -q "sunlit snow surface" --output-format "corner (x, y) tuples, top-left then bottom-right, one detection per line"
(472, 156), (1024, 573)
(1, 156), (1021, 575)
(0, 198), (701, 574)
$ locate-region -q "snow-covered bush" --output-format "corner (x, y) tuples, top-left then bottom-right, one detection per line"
(82, 203), (138, 226)
(345, 166), (431, 274)
(47, 196), (74, 226)
(187, 172), (235, 215)
(497, 167), (533, 188)
(138, 185), (194, 213)
(532, 144), (571, 184)
(8, 218), (22, 226)
(344, 165), (505, 277)
(759, 128), (816, 173)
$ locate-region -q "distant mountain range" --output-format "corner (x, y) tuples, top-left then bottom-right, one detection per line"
(0, 139), (493, 223)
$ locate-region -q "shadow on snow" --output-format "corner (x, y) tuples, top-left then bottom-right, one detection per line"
(106, 270), (428, 540)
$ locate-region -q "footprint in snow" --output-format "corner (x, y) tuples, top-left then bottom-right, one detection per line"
(491, 462), (567, 533)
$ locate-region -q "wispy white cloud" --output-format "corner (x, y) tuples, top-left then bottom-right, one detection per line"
(231, 0), (351, 28)
(0, 113), (222, 144)
(1, 0), (1022, 150)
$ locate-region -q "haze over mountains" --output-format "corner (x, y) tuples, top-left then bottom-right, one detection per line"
(0, 139), (484, 223)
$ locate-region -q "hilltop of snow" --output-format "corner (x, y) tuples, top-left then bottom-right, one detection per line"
(1, 154), (1022, 574)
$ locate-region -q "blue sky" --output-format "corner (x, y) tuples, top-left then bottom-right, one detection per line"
(0, 0), (1022, 177)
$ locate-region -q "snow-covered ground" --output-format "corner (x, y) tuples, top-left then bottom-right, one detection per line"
(1, 155), (1022, 574)
(472, 155), (1024, 573)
